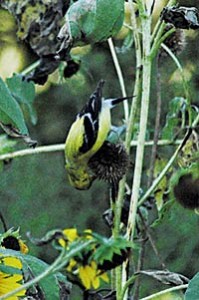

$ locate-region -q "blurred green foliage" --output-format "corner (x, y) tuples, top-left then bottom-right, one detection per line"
(0, 1), (199, 298)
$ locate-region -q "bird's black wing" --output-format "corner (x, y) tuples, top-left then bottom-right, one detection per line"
(79, 80), (105, 153)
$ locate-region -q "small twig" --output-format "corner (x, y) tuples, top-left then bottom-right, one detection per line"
(138, 209), (166, 270)
(0, 144), (65, 161)
(20, 60), (40, 76)
(108, 38), (129, 121)
(133, 234), (147, 300)
(147, 55), (162, 188)
(0, 140), (184, 162)
(161, 43), (191, 126)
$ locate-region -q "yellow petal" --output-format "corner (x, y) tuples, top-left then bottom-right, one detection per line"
(99, 272), (109, 283)
(19, 240), (29, 254)
(79, 264), (97, 290)
(66, 258), (77, 272)
(1, 257), (22, 269)
(59, 228), (79, 247)
(0, 272), (26, 298)
(92, 275), (100, 289)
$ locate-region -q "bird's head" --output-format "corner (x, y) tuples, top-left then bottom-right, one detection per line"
(66, 164), (95, 190)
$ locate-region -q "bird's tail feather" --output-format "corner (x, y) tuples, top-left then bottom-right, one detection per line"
(105, 96), (134, 108)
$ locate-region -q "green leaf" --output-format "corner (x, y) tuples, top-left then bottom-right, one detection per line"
(185, 272), (199, 300)
(61, 0), (124, 46)
(162, 97), (187, 140)
(0, 134), (17, 155)
(6, 74), (37, 124)
(0, 264), (22, 275)
(93, 236), (132, 265)
(151, 199), (175, 228)
(0, 248), (67, 300)
(22, 255), (61, 300)
(0, 77), (28, 135)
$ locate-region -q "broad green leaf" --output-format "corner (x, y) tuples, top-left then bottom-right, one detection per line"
(63, 0), (124, 46)
(162, 97), (187, 140)
(0, 248), (66, 300)
(0, 77), (28, 135)
(6, 74), (37, 124)
(185, 272), (199, 300)
(21, 255), (61, 300)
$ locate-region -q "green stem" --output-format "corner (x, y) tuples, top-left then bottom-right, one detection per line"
(0, 251), (65, 300)
(150, 27), (175, 60)
(150, 0), (177, 59)
(20, 60), (40, 76)
(151, 0), (176, 43)
(121, 274), (137, 299)
(126, 3), (152, 242)
(0, 240), (92, 300)
(0, 140), (183, 161)
(125, 0), (142, 154)
(138, 113), (199, 207)
(139, 284), (188, 300)
(108, 38), (129, 120)
(161, 43), (191, 126)
(118, 1), (142, 299)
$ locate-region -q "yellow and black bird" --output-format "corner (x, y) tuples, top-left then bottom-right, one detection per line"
(65, 80), (130, 190)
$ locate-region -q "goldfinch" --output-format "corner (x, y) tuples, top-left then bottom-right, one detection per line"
(65, 80), (130, 190)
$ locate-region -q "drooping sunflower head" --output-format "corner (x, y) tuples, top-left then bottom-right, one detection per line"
(88, 141), (129, 184)
(0, 228), (28, 254)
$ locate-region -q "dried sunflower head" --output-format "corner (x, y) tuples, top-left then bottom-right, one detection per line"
(88, 141), (129, 184)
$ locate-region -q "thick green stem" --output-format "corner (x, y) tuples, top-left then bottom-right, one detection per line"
(117, 0), (142, 299)
(126, 5), (152, 243)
